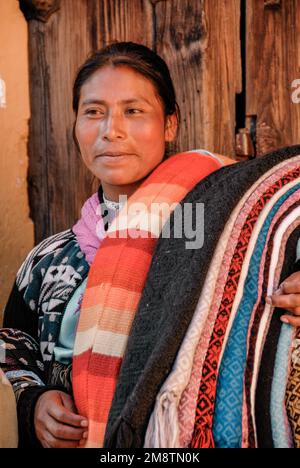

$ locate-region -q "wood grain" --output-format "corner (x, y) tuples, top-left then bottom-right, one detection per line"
(155, 0), (241, 156)
(246, 0), (300, 156)
(20, 1), (248, 242)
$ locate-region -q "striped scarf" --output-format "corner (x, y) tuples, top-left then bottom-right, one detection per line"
(72, 150), (234, 447)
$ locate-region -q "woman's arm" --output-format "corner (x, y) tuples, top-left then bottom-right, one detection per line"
(0, 327), (54, 446)
(3, 281), (38, 339)
(1, 269), (47, 446)
(2, 282), (88, 447)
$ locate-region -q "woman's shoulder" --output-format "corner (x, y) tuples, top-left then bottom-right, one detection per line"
(17, 228), (76, 273)
(3, 228), (89, 345)
(15, 228), (88, 293)
(27, 228), (77, 256)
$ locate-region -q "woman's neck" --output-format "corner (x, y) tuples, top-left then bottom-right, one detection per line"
(101, 179), (146, 202)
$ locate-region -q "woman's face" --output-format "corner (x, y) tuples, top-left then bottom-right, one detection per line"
(75, 65), (177, 200)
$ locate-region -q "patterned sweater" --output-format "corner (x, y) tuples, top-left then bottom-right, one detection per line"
(1, 229), (90, 446)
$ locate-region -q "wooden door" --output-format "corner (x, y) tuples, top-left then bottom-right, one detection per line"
(18, 0), (300, 243)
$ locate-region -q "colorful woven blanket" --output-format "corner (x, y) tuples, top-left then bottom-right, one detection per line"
(103, 145), (300, 448)
(285, 247), (300, 448)
(72, 150), (234, 448)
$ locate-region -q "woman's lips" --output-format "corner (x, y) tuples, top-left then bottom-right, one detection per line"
(96, 153), (134, 162)
(98, 152), (133, 157)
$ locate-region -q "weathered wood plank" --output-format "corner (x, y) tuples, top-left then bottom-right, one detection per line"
(21, 0), (241, 243)
(25, 0), (91, 241)
(21, 0), (154, 242)
(155, 0), (241, 157)
(90, 0), (153, 50)
(246, 0), (300, 156)
(203, 0), (242, 156)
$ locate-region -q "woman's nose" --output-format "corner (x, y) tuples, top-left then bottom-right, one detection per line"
(101, 112), (126, 141)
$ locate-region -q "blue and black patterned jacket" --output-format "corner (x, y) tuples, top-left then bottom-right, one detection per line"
(1, 228), (90, 446)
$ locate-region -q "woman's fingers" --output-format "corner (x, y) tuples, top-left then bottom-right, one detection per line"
(57, 392), (88, 427)
(267, 293), (300, 311)
(42, 430), (82, 449)
(34, 390), (88, 448)
(48, 398), (88, 428)
(59, 391), (78, 414)
(79, 433), (88, 447)
(276, 273), (300, 294)
(266, 271), (300, 327)
(280, 314), (300, 327)
(46, 417), (87, 441)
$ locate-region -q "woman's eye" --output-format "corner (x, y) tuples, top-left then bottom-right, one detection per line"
(85, 109), (104, 116)
(126, 108), (141, 114)
(83, 108), (142, 116)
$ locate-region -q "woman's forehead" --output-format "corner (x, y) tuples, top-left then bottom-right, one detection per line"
(80, 96), (154, 107)
(80, 65), (159, 102)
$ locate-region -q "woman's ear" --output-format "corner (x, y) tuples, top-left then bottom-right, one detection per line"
(164, 113), (178, 142)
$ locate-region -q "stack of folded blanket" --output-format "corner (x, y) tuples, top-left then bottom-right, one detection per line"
(103, 145), (300, 448)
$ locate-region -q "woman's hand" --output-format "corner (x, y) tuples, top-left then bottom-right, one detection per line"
(267, 271), (300, 327)
(34, 390), (88, 448)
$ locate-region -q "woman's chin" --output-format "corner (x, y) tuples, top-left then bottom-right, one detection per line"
(94, 166), (138, 185)
(99, 175), (138, 187)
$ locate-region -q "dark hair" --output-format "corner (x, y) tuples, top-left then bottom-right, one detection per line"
(72, 41), (180, 156)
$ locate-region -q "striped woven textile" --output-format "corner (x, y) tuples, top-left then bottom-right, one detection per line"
(143, 154), (300, 448)
(286, 326), (300, 448)
(103, 145), (300, 448)
(145, 157), (300, 448)
(188, 154), (300, 448)
(284, 243), (300, 447)
(72, 150), (234, 448)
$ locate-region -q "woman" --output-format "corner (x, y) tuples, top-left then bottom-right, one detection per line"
(1, 41), (300, 449)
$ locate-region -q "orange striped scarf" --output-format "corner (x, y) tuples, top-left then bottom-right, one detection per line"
(72, 150), (234, 447)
